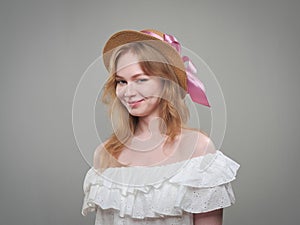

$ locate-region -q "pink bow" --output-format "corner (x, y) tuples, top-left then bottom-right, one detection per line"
(141, 30), (210, 107)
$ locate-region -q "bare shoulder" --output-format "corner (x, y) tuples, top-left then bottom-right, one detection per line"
(93, 140), (109, 169)
(182, 128), (217, 158)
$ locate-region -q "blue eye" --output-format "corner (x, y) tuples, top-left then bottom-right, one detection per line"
(137, 78), (148, 83)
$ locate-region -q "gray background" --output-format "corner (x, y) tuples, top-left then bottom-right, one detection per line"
(1, 0), (299, 225)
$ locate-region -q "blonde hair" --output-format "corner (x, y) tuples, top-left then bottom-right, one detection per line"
(98, 42), (192, 171)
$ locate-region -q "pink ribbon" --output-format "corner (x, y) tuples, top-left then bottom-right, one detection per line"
(141, 30), (210, 107)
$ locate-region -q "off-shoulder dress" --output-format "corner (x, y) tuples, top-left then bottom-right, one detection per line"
(82, 150), (240, 225)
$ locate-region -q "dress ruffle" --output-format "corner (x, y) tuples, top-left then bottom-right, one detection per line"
(82, 150), (240, 219)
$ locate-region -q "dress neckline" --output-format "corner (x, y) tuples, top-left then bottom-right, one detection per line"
(91, 150), (220, 174)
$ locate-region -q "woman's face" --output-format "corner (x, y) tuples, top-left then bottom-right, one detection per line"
(115, 51), (164, 118)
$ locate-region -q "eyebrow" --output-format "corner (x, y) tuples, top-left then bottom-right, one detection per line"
(115, 74), (146, 79)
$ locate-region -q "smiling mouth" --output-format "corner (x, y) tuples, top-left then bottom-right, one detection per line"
(128, 99), (145, 106)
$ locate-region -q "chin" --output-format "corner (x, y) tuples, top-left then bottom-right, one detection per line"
(128, 111), (147, 117)
(127, 108), (155, 117)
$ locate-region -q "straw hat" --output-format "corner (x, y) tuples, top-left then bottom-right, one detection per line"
(102, 29), (187, 91)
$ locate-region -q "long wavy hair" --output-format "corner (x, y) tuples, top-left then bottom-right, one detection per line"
(97, 42), (195, 171)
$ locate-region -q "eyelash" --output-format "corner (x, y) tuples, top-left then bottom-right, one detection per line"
(116, 80), (126, 85)
(116, 78), (148, 85)
(137, 79), (148, 83)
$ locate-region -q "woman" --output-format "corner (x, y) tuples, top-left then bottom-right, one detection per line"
(82, 29), (240, 225)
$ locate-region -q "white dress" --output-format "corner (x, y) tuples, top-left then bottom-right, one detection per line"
(82, 150), (240, 225)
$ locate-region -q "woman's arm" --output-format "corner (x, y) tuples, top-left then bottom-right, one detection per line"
(193, 208), (223, 225)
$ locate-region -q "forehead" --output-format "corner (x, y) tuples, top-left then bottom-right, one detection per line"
(116, 51), (144, 77)
(116, 51), (140, 71)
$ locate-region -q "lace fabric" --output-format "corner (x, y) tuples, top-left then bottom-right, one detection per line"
(82, 150), (240, 225)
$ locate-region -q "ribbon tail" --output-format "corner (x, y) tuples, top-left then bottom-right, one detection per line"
(186, 71), (210, 107)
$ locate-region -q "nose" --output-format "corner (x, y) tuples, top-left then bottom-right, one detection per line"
(124, 82), (136, 97)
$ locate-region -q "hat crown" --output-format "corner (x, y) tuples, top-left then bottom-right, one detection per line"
(140, 29), (164, 39)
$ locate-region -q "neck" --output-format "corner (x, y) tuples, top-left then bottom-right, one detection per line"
(130, 116), (166, 152)
(134, 116), (165, 139)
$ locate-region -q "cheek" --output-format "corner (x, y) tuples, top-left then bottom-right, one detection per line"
(115, 86), (123, 99)
(141, 80), (163, 97)
(147, 82), (163, 97)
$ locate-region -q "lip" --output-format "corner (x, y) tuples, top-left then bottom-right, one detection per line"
(127, 99), (144, 107)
